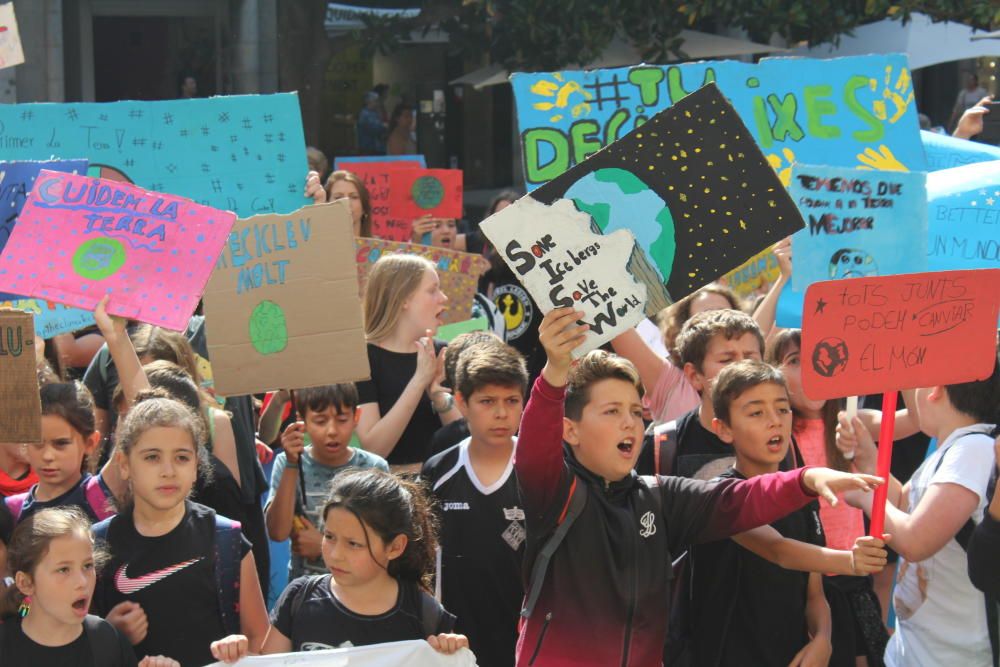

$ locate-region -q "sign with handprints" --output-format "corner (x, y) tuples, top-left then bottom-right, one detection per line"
(0, 170), (235, 331)
(511, 54), (924, 191)
(203, 201), (370, 396)
(789, 164), (927, 291)
(801, 269), (1000, 400)
(0, 94), (308, 218)
(482, 197), (646, 356)
(0, 3), (25, 70)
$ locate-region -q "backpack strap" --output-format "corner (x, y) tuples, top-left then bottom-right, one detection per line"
(4, 494), (25, 524)
(212, 514), (243, 636)
(83, 615), (120, 666)
(420, 588), (455, 636)
(290, 574), (325, 622)
(84, 477), (115, 522)
(653, 420), (679, 477)
(520, 475), (587, 619)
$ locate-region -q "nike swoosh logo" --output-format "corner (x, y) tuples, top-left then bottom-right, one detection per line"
(115, 558), (203, 594)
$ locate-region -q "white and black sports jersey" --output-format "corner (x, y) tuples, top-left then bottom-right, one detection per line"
(422, 438), (525, 667)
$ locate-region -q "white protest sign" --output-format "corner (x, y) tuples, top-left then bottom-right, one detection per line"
(0, 4), (24, 69)
(206, 640), (478, 667)
(481, 197), (646, 356)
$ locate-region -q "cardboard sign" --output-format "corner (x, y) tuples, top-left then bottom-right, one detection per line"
(203, 201), (370, 396)
(0, 94), (308, 217)
(801, 269), (1000, 400)
(482, 197), (646, 355)
(0, 310), (41, 442)
(334, 154), (426, 170)
(354, 237), (489, 324)
(0, 297), (94, 338)
(790, 165), (927, 291)
(0, 4), (25, 70)
(389, 168), (463, 220)
(921, 130), (1000, 172)
(529, 83), (804, 315)
(512, 53), (926, 191)
(927, 160), (1000, 273)
(0, 170), (236, 331)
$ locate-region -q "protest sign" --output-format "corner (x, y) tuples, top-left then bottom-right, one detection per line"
(355, 237), (489, 324)
(335, 154), (426, 170)
(926, 160), (1000, 273)
(348, 163), (412, 242)
(482, 197), (646, 355)
(801, 269), (1000, 401)
(718, 248), (781, 299)
(204, 201), (368, 396)
(437, 316), (489, 342)
(0, 3), (25, 70)
(0, 94), (308, 217)
(790, 165), (927, 291)
(390, 168), (463, 220)
(0, 170), (236, 331)
(511, 53), (926, 191)
(0, 297), (94, 339)
(921, 130), (1000, 171)
(529, 83), (804, 315)
(206, 640), (476, 667)
(0, 310), (40, 442)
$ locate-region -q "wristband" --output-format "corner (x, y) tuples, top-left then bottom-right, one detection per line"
(285, 460), (300, 470)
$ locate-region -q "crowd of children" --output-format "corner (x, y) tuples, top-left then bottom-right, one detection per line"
(0, 160), (998, 667)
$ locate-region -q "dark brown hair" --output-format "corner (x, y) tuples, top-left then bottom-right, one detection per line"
(293, 383), (360, 417)
(40, 382), (98, 473)
(663, 284), (743, 363)
(322, 469), (438, 592)
(675, 308), (764, 374)
(455, 342), (528, 400)
(564, 350), (643, 421)
(711, 359), (787, 424)
(444, 331), (503, 389)
(943, 349), (1000, 423)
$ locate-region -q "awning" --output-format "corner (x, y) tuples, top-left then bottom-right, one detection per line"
(325, 2), (446, 42)
(450, 30), (785, 89)
(791, 13), (1000, 69)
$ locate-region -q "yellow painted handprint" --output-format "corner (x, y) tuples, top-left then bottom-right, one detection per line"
(856, 145), (908, 172)
(870, 65), (914, 124)
(531, 73), (592, 123)
(765, 147), (796, 187)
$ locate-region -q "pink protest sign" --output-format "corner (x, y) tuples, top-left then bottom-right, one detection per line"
(0, 170), (236, 331)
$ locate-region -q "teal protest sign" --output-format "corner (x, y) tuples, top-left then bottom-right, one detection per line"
(921, 130), (1000, 172)
(0, 297), (95, 338)
(511, 54), (926, 190)
(0, 94), (308, 217)
(926, 160), (1000, 272)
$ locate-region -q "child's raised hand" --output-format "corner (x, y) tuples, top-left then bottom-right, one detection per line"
(210, 634), (250, 664)
(413, 331), (439, 388)
(835, 413), (877, 474)
(851, 534), (889, 575)
(106, 600), (149, 644)
(539, 308), (588, 387)
(94, 294), (127, 341)
(280, 422), (306, 464)
(772, 237), (792, 280)
(138, 657), (181, 667)
(304, 171), (326, 204)
(411, 214), (435, 242)
(291, 516), (323, 560)
(801, 467), (883, 507)
(427, 633), (470, 654)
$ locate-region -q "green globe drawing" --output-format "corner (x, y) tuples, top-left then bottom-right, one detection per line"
(411, 176), (445, 210)
(248, 300), (288, 355)
(565, 168), (676, 282)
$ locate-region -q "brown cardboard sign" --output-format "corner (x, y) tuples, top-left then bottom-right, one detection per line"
(203, 201), (370, 396)
(0, 309), (41, 442)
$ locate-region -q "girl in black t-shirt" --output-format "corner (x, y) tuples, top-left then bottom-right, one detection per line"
(91, 393), (269, 666)
(0, 506), (177, 667)
(355, 255), (463, 468)
(211, 469), (468, 662)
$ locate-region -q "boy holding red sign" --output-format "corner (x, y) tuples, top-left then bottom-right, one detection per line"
(840, 353), (1000, 667)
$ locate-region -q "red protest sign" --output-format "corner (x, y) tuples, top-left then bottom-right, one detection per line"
(346, 164), (414, 243)
(802, 269), (1000, 400)
(389, 168), (463, 221)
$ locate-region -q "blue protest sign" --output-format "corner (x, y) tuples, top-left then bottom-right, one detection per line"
(0, 297), (94, 339)
(511, 54), (926, 191)
(789, 164), (927, 292)
(926, 160), (1000, 272)
(0, 94), (308, 218)
(333, 154), (426, 169)
(921, 130), (1000, 172)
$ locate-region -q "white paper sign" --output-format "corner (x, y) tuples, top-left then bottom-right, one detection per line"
(481, 197), (646, 356)
(205, 640), (478, 667)
(0, 4), (25, 70)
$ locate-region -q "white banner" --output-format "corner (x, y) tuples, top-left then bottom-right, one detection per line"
(204, 640), (478, 667)
(0, 3), (25, 69)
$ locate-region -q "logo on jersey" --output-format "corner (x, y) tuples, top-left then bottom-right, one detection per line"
(503, 506), (525, 521)
(502, 519), (526, 551)
(493, 284), (533, 341)
(115, 558), (203, 594)
(442, 501), (471, 511)
(639, 511), (657, 539)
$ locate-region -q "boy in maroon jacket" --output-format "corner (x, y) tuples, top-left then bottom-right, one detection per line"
(514, 308), (883, 667)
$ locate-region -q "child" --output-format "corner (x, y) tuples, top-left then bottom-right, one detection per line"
(211, 469), (468, 662)
(842, 353), (1000, 667)
(0, 507), (177, 667)
(91, 392), (269, 666)
(690, 360), (833, 667)
(514, 308), (882, 666)
(265, 384), (389, 579)
(967, 434), (1000, 596)
(422, 341), (528, 667)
